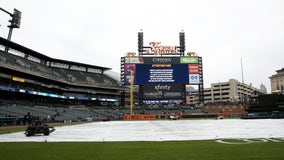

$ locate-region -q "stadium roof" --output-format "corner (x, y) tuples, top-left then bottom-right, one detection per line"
(0, 36), (111, 71)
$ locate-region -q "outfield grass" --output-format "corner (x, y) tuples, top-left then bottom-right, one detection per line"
(0, 122), (88, 135)
(0, 140), (283, 160)
(0, 126), (26, 134)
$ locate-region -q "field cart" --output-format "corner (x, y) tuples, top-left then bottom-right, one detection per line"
(25, 121), (55, 137)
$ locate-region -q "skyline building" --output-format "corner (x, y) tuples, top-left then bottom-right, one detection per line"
(269, 68), (284, 94)
(188, 79), (266, 105)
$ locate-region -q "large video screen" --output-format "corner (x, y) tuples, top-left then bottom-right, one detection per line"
(135, 64), (188, 84)
(123, 56), (200, 85)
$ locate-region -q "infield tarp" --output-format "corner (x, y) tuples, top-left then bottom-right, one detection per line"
(0, 119), (283, 142)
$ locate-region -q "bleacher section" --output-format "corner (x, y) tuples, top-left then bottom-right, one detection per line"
(0, 36), (126, 126)
(0, 97), (220, 125)
(0, 50), (119, 88)
(0, 100), (108, 125)
(0, 95), (250, 126)
(0, 38), (123, 108)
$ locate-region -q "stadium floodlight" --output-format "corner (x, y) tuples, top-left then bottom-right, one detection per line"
(0, 7), (22, 41)
(7, 8), (22, 41)
(138, 31), (144, 55)
(9, 9), (22, 28)
(179, 31), (185, 55)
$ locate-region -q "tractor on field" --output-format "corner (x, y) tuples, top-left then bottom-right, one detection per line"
(25, 120), (55, 137)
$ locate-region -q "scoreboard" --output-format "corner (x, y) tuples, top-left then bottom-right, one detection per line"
(135, 64), (188, 84)
(122, 56), (201, 85)
(120, 32), (204, 105)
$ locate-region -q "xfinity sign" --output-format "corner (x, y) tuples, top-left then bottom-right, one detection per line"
(154, 85), (171, 91)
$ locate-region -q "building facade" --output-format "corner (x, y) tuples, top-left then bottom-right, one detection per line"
(270, 68), (284, 94)
(188, 79), (265, 105)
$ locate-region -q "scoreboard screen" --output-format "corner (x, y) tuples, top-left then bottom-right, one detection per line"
(135, 64), (188, 84)
(123, 56), (200, 85)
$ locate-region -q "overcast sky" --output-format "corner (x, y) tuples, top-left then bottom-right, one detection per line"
(1, 0), (283, 92)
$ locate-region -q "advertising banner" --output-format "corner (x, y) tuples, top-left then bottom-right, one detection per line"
(180, 57), (199, 64)
(189, 74), (200, 84)
(125, 56), (199, 64)
(142, 42), (179, 55)
(142, 84), (184, 92)
(188, 64), (199, 74)
(142, 84), (184, 99)
(125, 57), (144, 64)
(124, 64), (136, 85)
(143, 57), (180, 64)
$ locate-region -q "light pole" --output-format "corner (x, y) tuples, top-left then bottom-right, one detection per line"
(0, 7), (21, 45)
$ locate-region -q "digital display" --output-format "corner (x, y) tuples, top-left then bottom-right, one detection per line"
(0, 85), (117, 102)
(122, 56), (201, 85)
(135, 64), (189, 84)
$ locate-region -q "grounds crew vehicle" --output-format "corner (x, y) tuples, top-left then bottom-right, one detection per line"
(25, 121), (55, 137)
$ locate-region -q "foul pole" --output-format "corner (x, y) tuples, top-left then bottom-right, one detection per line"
(130, 70), (134, 119)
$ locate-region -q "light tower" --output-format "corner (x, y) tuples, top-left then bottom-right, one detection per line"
(0, 7), (21, 52)
(0, 7), (21, 41)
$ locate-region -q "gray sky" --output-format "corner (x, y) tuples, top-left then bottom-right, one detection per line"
(1, 0), (283, 92)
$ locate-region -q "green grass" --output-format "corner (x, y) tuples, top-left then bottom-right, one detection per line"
(0, 122), (88, 135)
(0, 140), (283, 160)
(0, 126), (26, 134)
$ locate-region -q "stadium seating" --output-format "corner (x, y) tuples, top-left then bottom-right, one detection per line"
(1, 38), (247, 126)
(0, 49), (120, 88)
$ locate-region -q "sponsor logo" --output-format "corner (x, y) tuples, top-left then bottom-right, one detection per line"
(164, 92), (181, 97)
(154, 85), (171, 91)
(180, 57), (198, 63)
(152, 58), (172, 63)
(146, 42), (178, 55)
(189, 74), (199, 84)
(125, 57), (144, 64)
(188, 64), (199, 74)
(144, 91), (163, 97)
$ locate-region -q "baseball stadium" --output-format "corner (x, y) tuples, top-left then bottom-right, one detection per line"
(0, 12), (284, 159)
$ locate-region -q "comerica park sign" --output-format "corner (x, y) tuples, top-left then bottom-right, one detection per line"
(145, 42), (179, 55)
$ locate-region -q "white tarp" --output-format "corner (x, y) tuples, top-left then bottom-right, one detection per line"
(0, 119), (283, 142)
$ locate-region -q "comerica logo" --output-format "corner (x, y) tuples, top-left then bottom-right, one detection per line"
(154, 85), (171, 91)
(152, 58), (172, 63)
